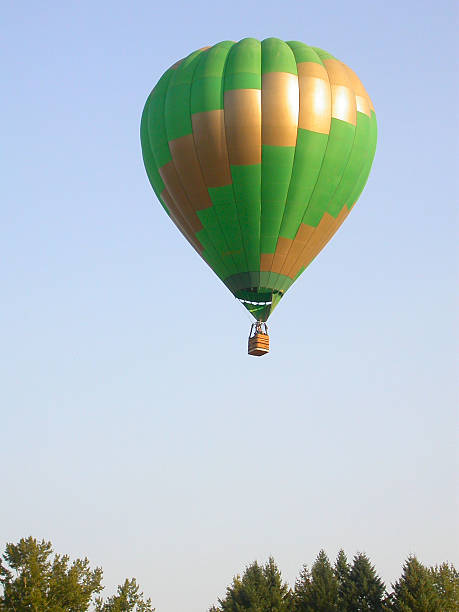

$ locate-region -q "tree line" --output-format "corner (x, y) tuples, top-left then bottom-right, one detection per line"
(0, 537), (457, 610)
(210, 551), (458, 611)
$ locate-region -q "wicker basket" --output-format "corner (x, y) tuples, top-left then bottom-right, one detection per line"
(248, 332), (270, 356)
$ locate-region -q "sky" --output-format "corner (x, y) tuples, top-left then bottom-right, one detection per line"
(1, 1), (458, 610)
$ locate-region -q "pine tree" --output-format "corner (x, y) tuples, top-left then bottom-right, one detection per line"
(0, 536), (154, 611)
(390, 556), (441, 612)
(263, 557), (292, 611)
(430, 562), (459, 611)
(0, 537), (103, 611)
(294, 550), (338, 611)
(347, 552), (387, 611)
(211, 557), (291, 611)
(293, 564), (312, 611)
(334, 549), (353, 612)
(95, 578), (155, 611)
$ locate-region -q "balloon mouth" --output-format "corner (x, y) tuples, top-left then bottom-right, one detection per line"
(235, 288), (280, 301)
(235, 288), (283, 321)
(239, 298), (272, 305)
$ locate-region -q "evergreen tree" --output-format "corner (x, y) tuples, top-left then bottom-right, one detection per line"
(211, 557), (291, 611)
(334, 549), (350, 585)
(347, 552), (387, 611)
(294, 550), (338, 611)
(334, 549), (353, 612)
(293, 564), (311, 611)
(390, 556), (441, 611)
(95, 578), (154, 611)
(0, 537), (103, 611)
(263, 557), (292, 611)
(430, 562), (459, 611)
(0, 536), (154, 611)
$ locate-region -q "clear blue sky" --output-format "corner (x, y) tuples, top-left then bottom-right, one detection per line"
(2, 1), (457, 610)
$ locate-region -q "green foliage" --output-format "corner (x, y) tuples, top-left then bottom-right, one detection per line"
(293, 550), (387, 612)
(390, 556), (438, 611)
(211, 552), (458, 612)
(294, 550), (339, 611)
(0, 537), (154, 612)
(3, 538), (457, 612)
(211, 557), (292, 611)
(346, 552), (387, 611)
(334, 549), (350, 585)
(430, 562), (459, 611)
(390, 556), (459, 612)
(0, 537), (103, 611)
(334, 549), (352, 611)
(95, 578), (154, 611)
(293, 564), (311, 611)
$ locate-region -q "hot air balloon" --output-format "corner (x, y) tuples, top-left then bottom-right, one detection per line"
(140, 38), (377, 356)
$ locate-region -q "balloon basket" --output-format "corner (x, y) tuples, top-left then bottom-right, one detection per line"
(248, 322), (270, 357)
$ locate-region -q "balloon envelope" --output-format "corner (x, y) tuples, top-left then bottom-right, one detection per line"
(141, 38), (377, 320)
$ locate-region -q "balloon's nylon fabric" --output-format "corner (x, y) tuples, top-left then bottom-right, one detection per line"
(141, 38), (377, 320)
